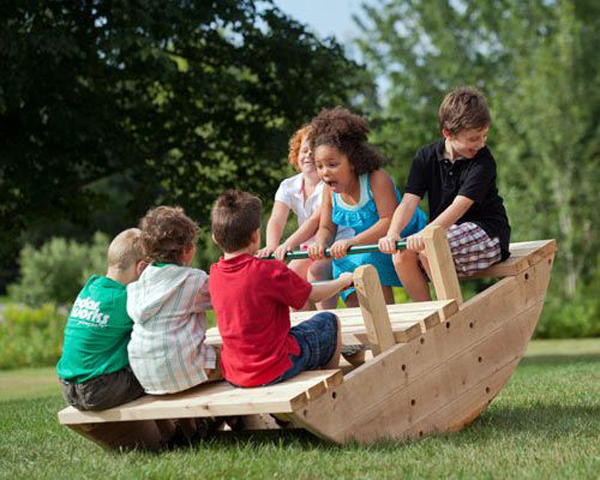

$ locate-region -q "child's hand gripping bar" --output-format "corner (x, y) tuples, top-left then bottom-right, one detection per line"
(263, 241), (407, 260)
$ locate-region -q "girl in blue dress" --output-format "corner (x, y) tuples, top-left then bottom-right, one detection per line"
(307, 107), (427, 307)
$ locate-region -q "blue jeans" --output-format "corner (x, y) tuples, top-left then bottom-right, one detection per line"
(267, 312), (339, 385)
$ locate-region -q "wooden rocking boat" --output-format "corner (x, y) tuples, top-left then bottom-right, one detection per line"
(57, 226), (556, 449)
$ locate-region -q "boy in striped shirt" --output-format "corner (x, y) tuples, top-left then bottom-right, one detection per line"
(127, 206), (218, 395)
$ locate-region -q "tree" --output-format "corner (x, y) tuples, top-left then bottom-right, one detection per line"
(0, 0), (373, 287)
(356, 0), (600, 336)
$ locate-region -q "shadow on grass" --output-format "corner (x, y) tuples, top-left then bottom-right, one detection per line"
(469, 402), (600, 436)
(520, 353), (600, 367)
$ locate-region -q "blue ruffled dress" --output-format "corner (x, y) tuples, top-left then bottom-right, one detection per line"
(332, 173), (427, 302)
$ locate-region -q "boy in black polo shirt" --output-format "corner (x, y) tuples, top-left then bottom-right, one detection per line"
(379, 87), (510, 301)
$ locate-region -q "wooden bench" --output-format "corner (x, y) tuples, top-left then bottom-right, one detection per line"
(58, 227), (557, 449)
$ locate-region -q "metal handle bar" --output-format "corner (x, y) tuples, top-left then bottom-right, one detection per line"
(263, 241), (407, 260)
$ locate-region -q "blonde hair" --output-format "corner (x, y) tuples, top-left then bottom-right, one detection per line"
(107, 228), (144, 271)
(288, 125), (312, 172)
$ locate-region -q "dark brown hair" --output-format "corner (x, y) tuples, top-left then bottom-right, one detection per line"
(438, 87), (491, 135)
(139, 206), (198, 264)
(211, 190), (262, 252)
(309, 107), (384, 175)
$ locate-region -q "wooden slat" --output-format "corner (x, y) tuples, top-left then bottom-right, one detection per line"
(58, 370), (342, 425)
(289, 300), (458, 322)
(353, 265), (397, 355)
(465, 239), (556, 279)
(423, 226), (463, 305)
(205, 300), (458, 346)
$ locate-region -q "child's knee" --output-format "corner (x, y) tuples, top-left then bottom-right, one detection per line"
(396, 249), (418, 268)
(307, 260), (331, 281)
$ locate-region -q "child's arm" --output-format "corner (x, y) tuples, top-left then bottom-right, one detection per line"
(329, 170), (398, 259)
(308, 187), (337, 259)
(378, 193), (421, 253)
(273, 208), (320, 260)
(308, 272), (353, 303)
(257, 201), (290, 258)
(405, 196), (473, 251)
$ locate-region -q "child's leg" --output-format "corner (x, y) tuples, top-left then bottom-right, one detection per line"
(324, 314), (342, 369)
(307, 259), (337, 310)
(382, 286), (395, 305)
(64, 366), (145, 411)
(393, 250), (431, 302)
(205, 346), (222, 382)
(275, 312), (340, 382)
(289, 258), (316, 311)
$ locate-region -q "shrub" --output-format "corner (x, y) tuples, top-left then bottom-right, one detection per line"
(0, 303), (66, 369)
(8, 233), (109, 307)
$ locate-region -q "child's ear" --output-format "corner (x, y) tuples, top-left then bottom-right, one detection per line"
(135, 260), (148, 277)
(441, 128), (453, 140)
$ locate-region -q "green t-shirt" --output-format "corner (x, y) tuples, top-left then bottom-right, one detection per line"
(57, 275), (133, 383)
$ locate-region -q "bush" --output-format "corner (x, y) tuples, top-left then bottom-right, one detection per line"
(535, 279), (600, 339)
(0, 303), (66, 369)
(8, 233), (109, 307)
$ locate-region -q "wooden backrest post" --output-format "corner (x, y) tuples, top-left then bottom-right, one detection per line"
(353, 265), (395, 355)
(422, 225), (463, 305)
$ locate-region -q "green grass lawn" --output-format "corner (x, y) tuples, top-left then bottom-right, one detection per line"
(1, 339), (598, 479)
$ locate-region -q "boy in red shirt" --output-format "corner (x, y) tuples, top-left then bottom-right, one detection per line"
(209, 190), (352, 387)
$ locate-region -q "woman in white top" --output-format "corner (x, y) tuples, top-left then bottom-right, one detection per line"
(258, 125), (347, 310)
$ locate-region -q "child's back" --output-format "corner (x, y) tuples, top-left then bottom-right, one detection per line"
(209, 190), (351, 388)
(127, 263), (214, 394)
(57, 228), (146, 411)
(210, 253), (312, 386)
(127, 206), (216, 394)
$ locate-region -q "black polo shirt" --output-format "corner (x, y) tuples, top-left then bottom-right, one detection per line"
(405, 139), (511, 260)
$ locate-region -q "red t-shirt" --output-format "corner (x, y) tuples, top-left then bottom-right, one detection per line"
(209, 254), (312, 387)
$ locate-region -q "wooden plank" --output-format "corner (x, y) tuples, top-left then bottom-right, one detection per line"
(289, 255), (554, 443)
(289, 300), (458, 322)
(58, 370), (342, 425)
(423, 226), (463, 305)
(207, 312), (441, 348)
(467, 239), (557, 279)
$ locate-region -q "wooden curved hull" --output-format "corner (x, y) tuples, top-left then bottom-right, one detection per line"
(287, 253), (555, 443)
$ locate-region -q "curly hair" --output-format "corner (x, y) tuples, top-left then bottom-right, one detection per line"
(288, 124), (312, 172)
(211, 190), (262, 253)
(139, 206), (198, 264)
(309, 107), (384, 175)
(438, 87), (491, 135)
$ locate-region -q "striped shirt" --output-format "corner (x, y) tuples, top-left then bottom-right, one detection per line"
(126, 264), (216, 394)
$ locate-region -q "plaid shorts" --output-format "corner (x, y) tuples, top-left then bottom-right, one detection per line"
(446, 222), (501, 276)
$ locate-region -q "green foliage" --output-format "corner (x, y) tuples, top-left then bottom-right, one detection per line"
(8, 233), (109, 307)
(356, 0), (600, 338)
(0, 0), (372, 286)
(0, 303), (65, 370)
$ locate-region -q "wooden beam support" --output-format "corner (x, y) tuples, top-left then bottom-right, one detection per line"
(422, 226), (463, 305)
(353, 265), (395, 355)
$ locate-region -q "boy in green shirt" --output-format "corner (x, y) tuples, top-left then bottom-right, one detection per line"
(57, 228), (147, 410)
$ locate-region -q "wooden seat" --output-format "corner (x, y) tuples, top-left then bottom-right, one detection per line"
(57, 227), (557, 449)
(465, 240), (556, 279)
(205, 299), (459, 348)
(58, 369), (342, 426)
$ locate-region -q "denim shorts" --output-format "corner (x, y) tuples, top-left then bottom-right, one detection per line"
(268, 312), (339, 385)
